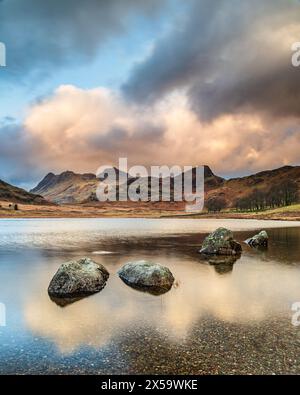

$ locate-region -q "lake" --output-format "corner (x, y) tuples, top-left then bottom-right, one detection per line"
(0, 218), (300, 374)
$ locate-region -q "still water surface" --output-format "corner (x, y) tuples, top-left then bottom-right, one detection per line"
(0, 218), (300, 374)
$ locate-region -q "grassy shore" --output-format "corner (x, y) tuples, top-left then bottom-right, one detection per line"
(1, 200), (300, 220)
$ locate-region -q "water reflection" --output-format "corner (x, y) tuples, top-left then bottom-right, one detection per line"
(198, 255), (240, 275)
(22, 252), (300, 353)
(118, 280), (173, 296)
(211, 262), (234, 275)
(1, 218), (300, 250)
(49, 295), (88, 307)
(1, 219), (300, 373)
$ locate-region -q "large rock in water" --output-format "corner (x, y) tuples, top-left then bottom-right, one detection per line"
(199, 227), (242, 256)
(118, 260), (174, 295)
(48, 258), (109, 298)
(245, 230), (268, 247)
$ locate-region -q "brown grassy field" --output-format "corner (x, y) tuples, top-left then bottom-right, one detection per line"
(1, 200), (300, 220)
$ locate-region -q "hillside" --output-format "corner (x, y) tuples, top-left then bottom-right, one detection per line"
(207, 165), (300, 207)
(0, 179), (49, 205)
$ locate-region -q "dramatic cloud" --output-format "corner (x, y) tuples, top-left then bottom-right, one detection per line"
(1, 1), (300, 187)
(23, 85), (166, 171)
(124, 0), (300, 121)
(0, 0), (165, 80)
(2, 84), (300, 187)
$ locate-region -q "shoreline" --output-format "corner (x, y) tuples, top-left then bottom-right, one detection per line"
(1, 211), (300, 221)
(1, 200), (300, 221)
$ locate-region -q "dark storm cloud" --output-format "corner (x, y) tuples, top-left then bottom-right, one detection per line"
(0, 0), (165, 80)
(123, 0), (300, 121)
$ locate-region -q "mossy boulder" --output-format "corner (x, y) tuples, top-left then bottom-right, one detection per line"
(48, 257), (109, 298)
(118, 260), (174, 295)
(199, 227), (242, 256)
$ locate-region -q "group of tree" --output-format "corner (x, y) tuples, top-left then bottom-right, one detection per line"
(235, 180), (299, 212)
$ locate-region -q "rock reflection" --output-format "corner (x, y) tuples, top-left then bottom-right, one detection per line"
(49, 295), (87, 307)
(25, 277), (138, 354)
(208, 256), (240, 275)
(23, 252), (300, 354)
(119, 280), (173, 296)
(212, 262), (234, 275)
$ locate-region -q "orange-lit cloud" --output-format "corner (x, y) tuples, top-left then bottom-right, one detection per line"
(20, 85), (300, 179)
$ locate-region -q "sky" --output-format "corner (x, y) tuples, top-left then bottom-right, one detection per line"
(0, 0), (300, 189)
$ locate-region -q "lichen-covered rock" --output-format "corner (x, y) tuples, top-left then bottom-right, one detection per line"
(199, 227), (242, 256)
(245, 230), (268, 247)
(48, 257), (109, 298)
(118, 260), (174, 295)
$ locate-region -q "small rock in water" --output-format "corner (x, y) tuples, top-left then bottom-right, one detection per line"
(245, 230), (268, 248)
(118, 260), (174, 295)
(199, 227), (242, 256)
(48, 257), (109, 298)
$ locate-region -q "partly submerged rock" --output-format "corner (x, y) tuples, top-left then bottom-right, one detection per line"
(48, 257), (109, 298)
(199, 227), (242, 256)
(118, 260), (174, 295)
(245, 230), (268, 248)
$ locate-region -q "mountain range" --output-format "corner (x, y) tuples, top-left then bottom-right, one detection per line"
(30, 165), (300, 206)
(1, 165), (299, 208)
(30, 166), (224, 204)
